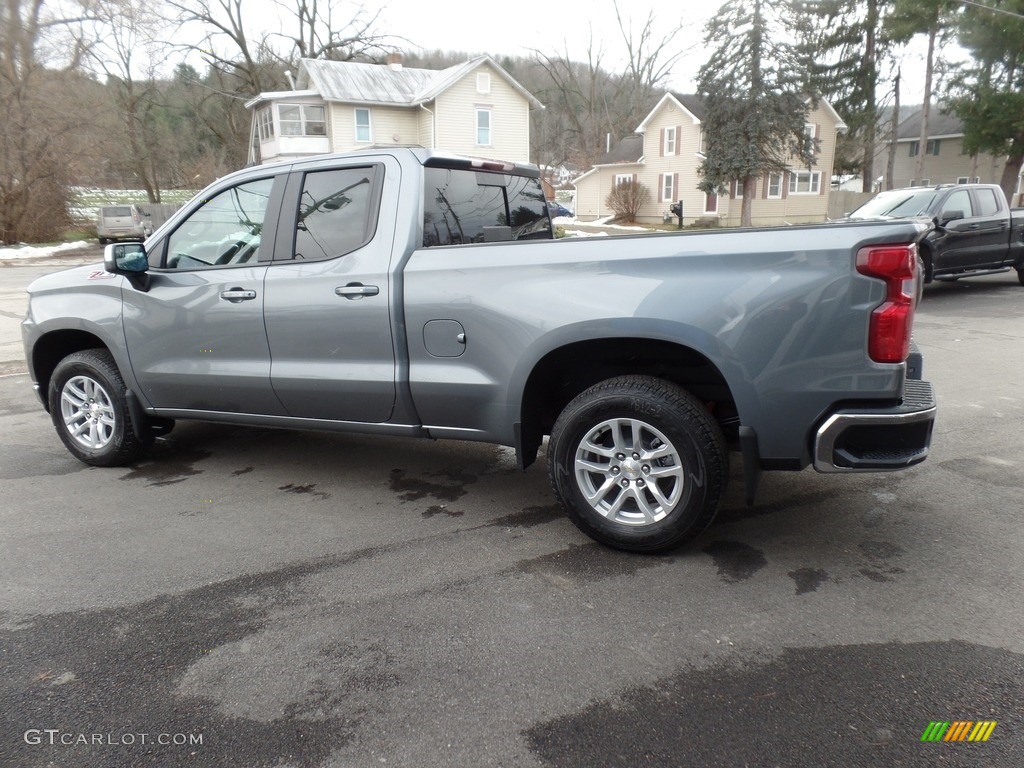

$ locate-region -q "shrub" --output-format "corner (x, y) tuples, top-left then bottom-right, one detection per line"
(605, 180), (650, 222)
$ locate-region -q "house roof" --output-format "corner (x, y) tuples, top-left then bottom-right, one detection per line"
(635, 92), (846, 134)
(597, 134), (644, 164)
(294, 56), (543, 109)
(896, 107), (963, 141)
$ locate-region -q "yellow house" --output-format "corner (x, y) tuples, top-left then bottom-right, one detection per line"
(573, 92), (847, 226)
(246, 55), (542, 165)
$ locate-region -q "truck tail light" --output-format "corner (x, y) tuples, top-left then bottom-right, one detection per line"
(856, 244), (918, 364)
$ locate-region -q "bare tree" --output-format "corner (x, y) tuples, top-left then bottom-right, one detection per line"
(274, 0), (390, 62)
(0, 0), (97, 242)
(532, 2), (690, 170)
(87, 0), (171, 201)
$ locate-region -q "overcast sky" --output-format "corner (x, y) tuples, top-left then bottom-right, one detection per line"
(373, 0), (938, 103)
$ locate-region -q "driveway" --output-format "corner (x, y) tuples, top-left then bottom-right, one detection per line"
(1, 265), (1022, 767)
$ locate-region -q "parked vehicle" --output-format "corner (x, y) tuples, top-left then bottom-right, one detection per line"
(548, 200), (574, 218)
(96, 204), (152, 244)
(839, 184), (1024, 285)
(23, 148), (936, 552)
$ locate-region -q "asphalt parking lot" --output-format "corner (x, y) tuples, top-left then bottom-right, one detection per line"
(1, 255), (1022, 767)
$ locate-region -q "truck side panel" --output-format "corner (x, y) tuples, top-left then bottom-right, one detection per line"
(402, 221), (921, 465)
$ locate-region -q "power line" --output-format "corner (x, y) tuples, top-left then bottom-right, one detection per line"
(957, 0), (1024, 21)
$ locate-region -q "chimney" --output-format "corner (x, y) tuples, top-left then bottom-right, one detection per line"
(386, 52), (403, 71)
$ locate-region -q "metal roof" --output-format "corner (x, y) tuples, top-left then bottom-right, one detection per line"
(295, 56), (542, 109)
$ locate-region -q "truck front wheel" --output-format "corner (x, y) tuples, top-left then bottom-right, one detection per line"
(1017, 268), (1024, 286)
(48, 349), (151, 467)
(547, 376), (728, 553)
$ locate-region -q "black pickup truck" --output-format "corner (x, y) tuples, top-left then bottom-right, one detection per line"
(842, 183), (1024, 285)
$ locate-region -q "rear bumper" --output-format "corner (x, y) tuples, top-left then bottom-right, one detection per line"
(813, 379), (936, 473)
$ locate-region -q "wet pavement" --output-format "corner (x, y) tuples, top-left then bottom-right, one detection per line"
(1, 267), (1022, 767)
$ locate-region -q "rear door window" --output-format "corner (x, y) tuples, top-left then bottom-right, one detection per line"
(292, 167), (378, 261)
(422, 167), (550, 246)
(973, 187), (1001, 217)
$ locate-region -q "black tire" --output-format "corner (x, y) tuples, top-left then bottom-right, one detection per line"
(547, 375), (728, 553)
(1017, 268), (1024, 287)
(97, 237), (108, 245)
(48, 349), (151, 467)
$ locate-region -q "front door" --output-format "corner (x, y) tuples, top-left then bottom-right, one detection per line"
(123, 175), (288, 415)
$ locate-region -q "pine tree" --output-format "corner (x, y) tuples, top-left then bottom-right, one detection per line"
(696, 0), (816, 227)
(945, 0), (1024, 202)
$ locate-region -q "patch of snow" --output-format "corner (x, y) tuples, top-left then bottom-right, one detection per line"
(0, 241), (91, 261)
(561, 229), (609, 238)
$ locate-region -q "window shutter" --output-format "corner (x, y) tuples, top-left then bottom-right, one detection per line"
(676, 126), (682, 155)
(658, 174), (664, 201)
(632, 173), (638, 185)
(820, 172), (826, 196)
(660, 128), (665, 157)
(729, 181), (736, 200)
(673, 173), (679, 199)
(762, 176), (769, 198)
(781, 172), (789, 199)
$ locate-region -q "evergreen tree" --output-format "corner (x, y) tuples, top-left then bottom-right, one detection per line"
(945, 0), (1024, 202)
(696, 0), (816, 227)
(803, 0), (899, 192)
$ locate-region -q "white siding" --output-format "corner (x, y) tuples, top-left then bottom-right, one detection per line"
(328, 104), (419, 152)
(889, 137), (1005, 188)
(573, 166), (641, 220)
(433, 64), (531, 162)
(637, 101), (705, 224)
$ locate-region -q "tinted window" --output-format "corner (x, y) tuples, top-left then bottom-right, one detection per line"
(294, 168), (374, 260)
(974, 187), (1001, 217)
(422, 167), (550, 247)
(103, 206), (132, 217)
(165, 178), (274, 269)
(943, 189), (973, 218)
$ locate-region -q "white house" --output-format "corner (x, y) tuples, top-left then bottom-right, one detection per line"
(246, 54), (543, 165)
(574, 93), (847, 227)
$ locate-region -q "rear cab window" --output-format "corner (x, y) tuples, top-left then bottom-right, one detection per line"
(422, 159), (551, 247)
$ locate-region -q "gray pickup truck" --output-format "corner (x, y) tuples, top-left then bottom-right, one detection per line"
(22, 148), (937, 552)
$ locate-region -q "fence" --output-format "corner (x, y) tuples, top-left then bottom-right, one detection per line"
(138, 203), (185, 229)
(827, 191), (874, 220)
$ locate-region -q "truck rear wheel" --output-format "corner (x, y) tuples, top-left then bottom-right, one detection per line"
(547, 376), (728, 553)
(48, 349), (151, 467)
(1017, 268), (1024, 287)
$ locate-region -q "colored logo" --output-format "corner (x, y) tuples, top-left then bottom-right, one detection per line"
(921, 721), (997, 742)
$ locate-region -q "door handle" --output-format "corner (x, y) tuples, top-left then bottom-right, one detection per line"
(335, 283), (380, 299)
(220, 288), (257, 302)
(968, 224), (980, 230)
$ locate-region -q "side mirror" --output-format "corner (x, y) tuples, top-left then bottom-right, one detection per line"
(937, 210), (964, 227)
(104, 242), (149, 273)
(104, 243), (150, 291)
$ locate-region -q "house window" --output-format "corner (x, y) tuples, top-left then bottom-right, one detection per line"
(957, 176), (969, 184)
(698, 130), (705, 155)
(733, 180), (743, 199)
(615, 173), (633, 187)
(767, 172), (782, 198)
(908, 141), (919, 157)
(665, 127), (676, 155)
(662, 174), (674, 202)
(910, 178), (931, 187)
(926, 139), (940, 155)
(476, 73), (490, 94)
(789, 170), (821, 194)
(257, 107), (274, 141)
(804, 123), (816, 154)
(278, 104), (326, 137)
(355, 108), (372, 143)
(476, 108), (491, 146)
(704, 191), (718, 213)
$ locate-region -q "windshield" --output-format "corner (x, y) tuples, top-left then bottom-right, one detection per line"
(848, 189), (938, 219)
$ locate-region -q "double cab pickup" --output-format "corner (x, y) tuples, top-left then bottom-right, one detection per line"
(23, 148), (937, 552)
